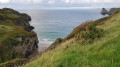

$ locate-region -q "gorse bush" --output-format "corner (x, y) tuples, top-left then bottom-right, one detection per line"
(75, 24), (104, 42)
(47, 38), (63, 50)
(64, 21), (94, 41)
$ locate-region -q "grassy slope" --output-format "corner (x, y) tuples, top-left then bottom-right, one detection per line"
(0, 11), (34, 45)
(25, 12), (120, 67)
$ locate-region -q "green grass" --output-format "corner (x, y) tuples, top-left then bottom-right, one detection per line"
(25, 12), (120, 67)
(0, 25), (14, 31)
(0, 58), (29, 67)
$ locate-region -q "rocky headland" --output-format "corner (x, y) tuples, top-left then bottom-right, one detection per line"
(101, 8), (120, 15)
(0, 8), (39, 64)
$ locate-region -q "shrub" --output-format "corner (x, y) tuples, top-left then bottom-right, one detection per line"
(47, 38), (63, 50)
(75, 24), (104, 42)
(64, 21), (94, 41)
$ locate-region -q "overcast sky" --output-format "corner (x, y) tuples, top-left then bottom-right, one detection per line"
(0, 0), (119, 10)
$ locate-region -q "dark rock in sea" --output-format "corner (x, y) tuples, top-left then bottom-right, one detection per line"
(100, 8), (108, 15)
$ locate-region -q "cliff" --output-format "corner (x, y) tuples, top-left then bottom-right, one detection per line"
(101, 8), (120, 15)
(25, 10), (120, 67)
(15, 36), (38, 58)
(109, 8), (120, 15)
(0, 8), (39, 63)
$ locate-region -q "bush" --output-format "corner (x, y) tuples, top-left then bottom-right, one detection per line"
(47, 38), (63, 50)
(75, 24), (104, 42)
(64, 21), (94, 41)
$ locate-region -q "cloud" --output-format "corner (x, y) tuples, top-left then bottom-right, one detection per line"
(0, 0), (120, 9)
(48, 0), (55, 4)
(32, 0), (43, 3)
(63, 0), (120, 4)
(0, 0), (120, 4)
(65, 0), (70, 3)
(0, 0), (10, 3)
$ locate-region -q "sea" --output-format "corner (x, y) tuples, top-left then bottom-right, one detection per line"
(19, 9), (106, 45)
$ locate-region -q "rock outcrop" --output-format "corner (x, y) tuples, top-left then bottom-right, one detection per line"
(0, 8), (39, 63)
(100, 8), (108, 15)
(109, 8), (120, 15)
(101, 8), (120, 15)
(20, 13), (31, 21)
(15, 35), (39, 58)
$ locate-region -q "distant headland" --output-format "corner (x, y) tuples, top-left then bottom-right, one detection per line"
(101, 8), (120, 15)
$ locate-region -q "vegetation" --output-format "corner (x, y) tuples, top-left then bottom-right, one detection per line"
(47, 38), (63, 50)
(25, 11), (120, 67)
(0, 58), (29, 67)
(75, 24), (104, 42)
(0, 8), (35, 63)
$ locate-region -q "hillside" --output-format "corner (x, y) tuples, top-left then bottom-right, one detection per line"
(0, 8), (39, 64)
(25, 11), (120, 67)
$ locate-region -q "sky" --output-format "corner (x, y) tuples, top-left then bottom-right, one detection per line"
(0, 0), (120, 10)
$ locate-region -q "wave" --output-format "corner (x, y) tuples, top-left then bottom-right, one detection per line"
(38, 37), (54, 45)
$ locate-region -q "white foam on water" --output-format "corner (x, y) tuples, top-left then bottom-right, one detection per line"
(38, 37), (54, 45)
(38, 37), (54, 52)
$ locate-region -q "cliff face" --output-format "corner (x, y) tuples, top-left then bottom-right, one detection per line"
(20, 13), (31, 21)
(15, 35), (39, 58)
(0, 8), (39, 63)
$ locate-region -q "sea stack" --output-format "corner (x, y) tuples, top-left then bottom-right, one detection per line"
(100, 8), (108, 15)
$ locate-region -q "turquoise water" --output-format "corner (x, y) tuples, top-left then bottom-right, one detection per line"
(20, 9), (105, 45)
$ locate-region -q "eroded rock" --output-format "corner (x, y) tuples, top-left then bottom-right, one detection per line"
(100, 8), (108, 15)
